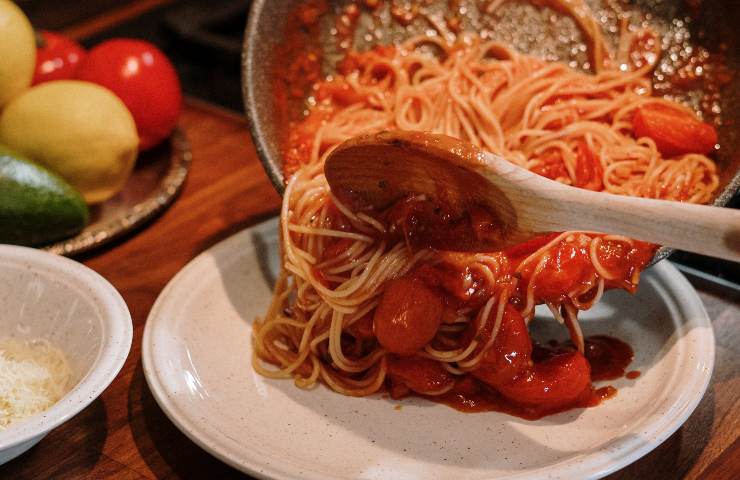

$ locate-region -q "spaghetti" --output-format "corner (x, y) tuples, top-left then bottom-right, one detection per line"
(253, 8), (720, 418)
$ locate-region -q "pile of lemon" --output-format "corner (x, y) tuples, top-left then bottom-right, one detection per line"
(0, 0), (138, 245)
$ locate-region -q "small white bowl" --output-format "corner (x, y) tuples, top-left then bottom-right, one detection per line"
(0, 245), (132, 465)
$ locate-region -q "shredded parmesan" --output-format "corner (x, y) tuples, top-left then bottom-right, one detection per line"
(0, 338), (71, 430)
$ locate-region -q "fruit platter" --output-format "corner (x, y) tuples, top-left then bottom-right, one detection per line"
(42, 130), (190, 256)
(0, 0), (190, 256)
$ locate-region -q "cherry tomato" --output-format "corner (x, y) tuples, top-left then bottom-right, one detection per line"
(373, 277), (443, 356)
(573, 140), (603, 191)
(469, 304), (591, 409)
(494, 351), (591, 408)
(531, 242), (591, 301)
(76, 39), (182, 150)
(32, 30), (87, 85)
(633, 103), (717, 157)
(531, 148), (568, 181)
(471, 305), (532, 387)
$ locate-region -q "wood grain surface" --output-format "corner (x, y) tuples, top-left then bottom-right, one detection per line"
(0, 98), (737, 480)
(2, 0), (735, 478)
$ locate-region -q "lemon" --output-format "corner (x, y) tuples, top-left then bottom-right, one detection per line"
(0, 0), (36, 107)
(0, 80), (139, 204)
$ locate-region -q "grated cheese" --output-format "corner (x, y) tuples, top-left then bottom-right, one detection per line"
(0, 338), (71, 430)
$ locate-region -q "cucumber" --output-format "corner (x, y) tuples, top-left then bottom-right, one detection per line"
(0, 145), (89, 246)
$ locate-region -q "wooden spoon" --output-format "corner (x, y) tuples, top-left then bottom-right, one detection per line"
(324, 130), (740, 262)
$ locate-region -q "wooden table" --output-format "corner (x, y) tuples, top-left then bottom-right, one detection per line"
(0, 98), (737, 479)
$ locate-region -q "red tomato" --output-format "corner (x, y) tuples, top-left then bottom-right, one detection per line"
(373, 277), (443, 356)
(494, 351), (591, 408)
(32, 31), (87, 85)
(531, 148), (568, 181)
(573, 140), (603, 191)
(76, 39), (182, 150)
(471, 305), (533, 387)
(633, 103), (717, 157)
(532, 242), (591, 301)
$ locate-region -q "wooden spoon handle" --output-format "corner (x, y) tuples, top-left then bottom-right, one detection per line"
(474, 150), (740, 262)
(520, 186), (740, 262)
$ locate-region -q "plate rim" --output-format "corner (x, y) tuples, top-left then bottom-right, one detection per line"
(142, 219), (715, 480)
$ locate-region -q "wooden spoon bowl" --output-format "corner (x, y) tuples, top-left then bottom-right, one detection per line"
(325, 131), (740, 261)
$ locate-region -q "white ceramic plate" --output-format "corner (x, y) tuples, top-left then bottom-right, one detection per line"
(142, 218), (714, 480)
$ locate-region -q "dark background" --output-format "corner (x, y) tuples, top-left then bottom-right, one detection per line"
(19, 0), (249, 112)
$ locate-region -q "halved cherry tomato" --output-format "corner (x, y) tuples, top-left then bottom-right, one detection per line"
(470, 304), (591, 409)
(531, 148), (569, 181)
(633, 103), (717, 157)
(76, 39), (182, 150)
(530, 242), (591, 301)
(596, 238), (655, 292)
(32, 31), (86, 85)
(494, 351), (591, 408)
(471, 305), (532, 387)
(574, 140), (603, 191)
(374, 277), (443, 355)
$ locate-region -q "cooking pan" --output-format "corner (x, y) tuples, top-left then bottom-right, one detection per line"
(242, 0), (740, 262)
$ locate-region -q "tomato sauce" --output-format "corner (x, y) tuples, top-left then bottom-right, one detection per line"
(370, 231), (650, 418)
(272, 0), (328, 176)
(382, 196), (509, 252)
(584, 335), (634, 381)
(393, 335), (635, 420)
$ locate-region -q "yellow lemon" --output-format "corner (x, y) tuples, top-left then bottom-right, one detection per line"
(0, 0), (36, 107)
(0, 80), (139, 204)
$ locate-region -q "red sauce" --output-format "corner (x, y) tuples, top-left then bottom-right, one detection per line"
(434, 381), (596, 420)
(410, 335), (633, 419)
(626, 370), (641, 379)
(428, 362), (622, 420)
(584, 335), (634, 381)
(383, 196), (509, 251)
(446, 0), (463, 33)
(273, 0), (328, 176)
(595, 385), (618, 400)
(336, 3), (361, 48)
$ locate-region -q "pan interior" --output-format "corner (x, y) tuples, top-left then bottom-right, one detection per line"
(243, 0), (740, 238)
